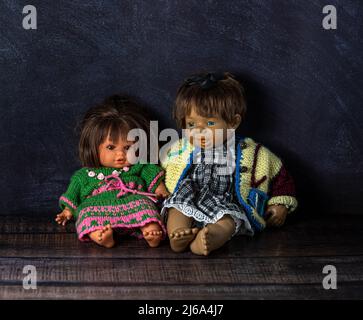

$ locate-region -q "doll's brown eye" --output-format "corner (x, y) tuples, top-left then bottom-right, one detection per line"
(106, 145), (115, 150)
(187, 122), (195, 128)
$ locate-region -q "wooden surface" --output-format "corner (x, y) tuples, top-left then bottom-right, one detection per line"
(1, 215), (363, 299)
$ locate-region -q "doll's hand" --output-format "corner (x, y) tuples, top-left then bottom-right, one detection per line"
(55, 208), (73, 226)
(154, 182), (170, 199)
(265, 205), (288, 227)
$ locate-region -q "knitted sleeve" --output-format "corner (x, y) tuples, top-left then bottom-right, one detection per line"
(160, 139), (186, 170)
(140, 164), (165, 193)
(267, 164), (298, 213)
(59, 173), (82, 216)
(160, 146), (172, 171)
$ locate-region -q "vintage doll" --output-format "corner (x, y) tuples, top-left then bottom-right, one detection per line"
(161, 72), (298, 256)
(55, 95), (169, 248)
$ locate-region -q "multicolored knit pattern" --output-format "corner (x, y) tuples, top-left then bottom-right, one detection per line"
(59, 163), (166, 241)
(160, 136), (298, 231)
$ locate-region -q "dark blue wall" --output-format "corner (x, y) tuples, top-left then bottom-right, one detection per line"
(0, 0), (362, 215)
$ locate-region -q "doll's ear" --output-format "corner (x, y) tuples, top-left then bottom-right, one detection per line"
(231, 114), (242, 129)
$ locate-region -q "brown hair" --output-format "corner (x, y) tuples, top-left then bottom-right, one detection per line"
(173, 72), (246, 128)
(78, 95), (150, 167)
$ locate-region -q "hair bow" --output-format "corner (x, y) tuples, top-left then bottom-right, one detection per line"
(184, 72), (225, 90)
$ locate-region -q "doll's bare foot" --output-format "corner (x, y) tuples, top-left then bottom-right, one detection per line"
(190, 216), (235, 256)
(189, 227), (216, 256)
(169, 227), (199, 253)
(89, 225), (115, 248)
(141, 223), (163, 248)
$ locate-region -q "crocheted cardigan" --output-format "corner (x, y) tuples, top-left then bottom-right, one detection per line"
(160, 136), (297, 231)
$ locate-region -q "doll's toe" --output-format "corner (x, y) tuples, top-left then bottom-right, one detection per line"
(204, 226), (209, 235)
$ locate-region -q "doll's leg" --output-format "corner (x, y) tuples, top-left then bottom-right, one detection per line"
(167, 208), (199, 252)
(140, 221), (163, 248)
(190, 215), (235, 256)
(88, 225), (115, 248)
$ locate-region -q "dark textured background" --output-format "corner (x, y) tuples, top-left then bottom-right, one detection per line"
(0, 0), (362, 216)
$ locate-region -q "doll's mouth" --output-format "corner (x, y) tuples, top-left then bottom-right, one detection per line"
(200, 138), (212, 148)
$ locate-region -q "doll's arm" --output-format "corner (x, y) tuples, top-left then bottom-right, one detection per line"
(140, 164), (165, 193)
(265, 204), (288, 227)
(154, 181), (170, 199)
(267, 165), (298, 213)
(57, 174), (81, 224)
(55, 207), (73, 226)
(265, 164), (297, 227)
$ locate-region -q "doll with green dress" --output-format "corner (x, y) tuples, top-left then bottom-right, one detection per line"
(55, 95), (169, 248)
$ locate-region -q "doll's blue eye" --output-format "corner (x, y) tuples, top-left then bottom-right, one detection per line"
(207, 121), (216, 126)
(187, 122), (195, 128)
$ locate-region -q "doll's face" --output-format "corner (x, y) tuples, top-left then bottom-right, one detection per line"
(98, 135), (136, 168)
(184, 107), (241, 149)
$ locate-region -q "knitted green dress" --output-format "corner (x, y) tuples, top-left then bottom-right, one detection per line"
(59, 163), (166, 241)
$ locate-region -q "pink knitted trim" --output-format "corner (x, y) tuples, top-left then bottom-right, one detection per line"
(59, 196), (77, 210)
(77, 209), (158, 227)
(77, 217), (166, 242)
(78, 199), (153, 216)
(148, 171), (164, 192)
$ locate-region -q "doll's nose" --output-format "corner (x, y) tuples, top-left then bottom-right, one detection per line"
(195, 125), (207, 133)
(115, 150), (126, 158)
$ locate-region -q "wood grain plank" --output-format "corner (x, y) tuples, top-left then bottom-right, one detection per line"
(1, 283), (362, 300)
(1, 228), (362, 259)
(1, 215), (363, 300)
(1, 215), (363, 235)
(1, 256), (362, 285)
(0, 215), (74, 234)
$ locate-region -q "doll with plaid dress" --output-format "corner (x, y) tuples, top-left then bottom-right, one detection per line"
(161, 72), (298, 256)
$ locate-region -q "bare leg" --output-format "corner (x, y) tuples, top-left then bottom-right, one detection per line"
(88, 224), (115, 248)
(140, 222), (163, 248)
(167, 208), (199, 252)
(190, 215), (235, 256)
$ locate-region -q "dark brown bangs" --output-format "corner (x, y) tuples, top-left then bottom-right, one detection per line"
(173, 73), (246, 128)
(107, 117), (138, 144)
(78, 95), (151, 168)
(187, 88), (232, 121)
